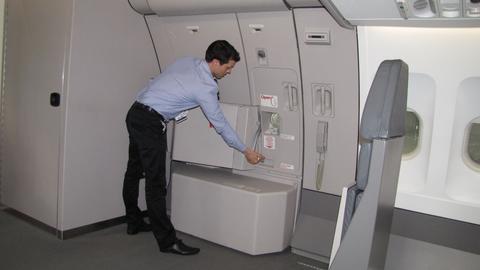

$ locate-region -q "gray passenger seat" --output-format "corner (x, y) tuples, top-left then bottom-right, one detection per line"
(329, 59), (409, 270)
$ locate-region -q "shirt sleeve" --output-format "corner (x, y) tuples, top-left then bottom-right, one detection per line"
(194, 86), (247, 153)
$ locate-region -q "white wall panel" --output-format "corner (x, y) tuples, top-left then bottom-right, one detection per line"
(60, 0), (158, 230)
(2, 0), (73, 227)
(358, 26), (480, 224)
(2, 0), (158, 231)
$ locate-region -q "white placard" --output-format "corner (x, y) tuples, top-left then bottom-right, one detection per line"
(263, 135), (276, 150)
(260, 94), (278, 108)
(280, 133), (295, 141)
(280, 162), (295, 170)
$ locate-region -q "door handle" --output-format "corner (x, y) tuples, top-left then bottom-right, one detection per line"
(316, 121), (328, 190)
(285, 83), (298, 111)
(324, 88), (332, 116)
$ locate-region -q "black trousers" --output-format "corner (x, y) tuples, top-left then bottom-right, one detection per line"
(123, 102), (176, 249)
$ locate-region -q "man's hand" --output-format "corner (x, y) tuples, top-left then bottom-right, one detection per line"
(243, 147), (265, 165)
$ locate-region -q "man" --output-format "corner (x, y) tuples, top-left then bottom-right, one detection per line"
(122, 40), (265, 256)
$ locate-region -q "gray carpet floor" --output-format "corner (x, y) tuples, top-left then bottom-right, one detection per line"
(0, 210), (328, 270)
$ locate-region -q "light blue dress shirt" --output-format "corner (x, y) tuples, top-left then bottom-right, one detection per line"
(136, 57), (246, 153)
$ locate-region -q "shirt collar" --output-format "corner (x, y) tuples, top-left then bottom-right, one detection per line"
(199, 59), (216, 83)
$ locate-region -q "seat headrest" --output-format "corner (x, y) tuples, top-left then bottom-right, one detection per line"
(360, 60), (409, 140)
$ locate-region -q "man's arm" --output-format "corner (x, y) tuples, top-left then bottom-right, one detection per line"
(196, 89), (264, 164)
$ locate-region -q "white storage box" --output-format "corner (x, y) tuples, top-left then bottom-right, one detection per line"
(172, 103), (258, 170)
(171, 163), (297, 255)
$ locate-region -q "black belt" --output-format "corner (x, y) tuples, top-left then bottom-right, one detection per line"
(133, 101), (166, 122)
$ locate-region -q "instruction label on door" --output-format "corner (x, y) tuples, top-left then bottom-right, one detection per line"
(280, 162), (294, 170)
(260, 94), (278, 108)
(263, 135), (276, 150)
(280, 133), (295, 141)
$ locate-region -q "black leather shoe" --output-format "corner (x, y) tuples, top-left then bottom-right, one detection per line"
(126, 221), (152, 235)
(160, 239), (200, 255)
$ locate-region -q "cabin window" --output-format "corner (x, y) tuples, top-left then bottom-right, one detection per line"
(402, 110), (420, 158)
(465, 119), (480, 169)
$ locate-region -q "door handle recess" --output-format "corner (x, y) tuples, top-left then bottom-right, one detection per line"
(312, 83), (334, 117)
(50, 92), (60, 107)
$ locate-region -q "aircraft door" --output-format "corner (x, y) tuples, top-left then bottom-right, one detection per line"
(253, 68), (301, 175)
(237, 11), (303, 178)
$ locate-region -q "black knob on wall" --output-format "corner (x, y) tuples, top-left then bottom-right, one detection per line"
(50, 92), (60, 107)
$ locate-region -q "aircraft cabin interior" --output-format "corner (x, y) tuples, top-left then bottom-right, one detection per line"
(1, 0), (479, 269)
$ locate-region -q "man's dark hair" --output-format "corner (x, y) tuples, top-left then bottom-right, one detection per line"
(205, 40), (240, 64)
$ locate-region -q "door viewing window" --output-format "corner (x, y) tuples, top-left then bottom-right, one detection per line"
(402, 110), (421, 159)
(465, 118), (480, 170)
